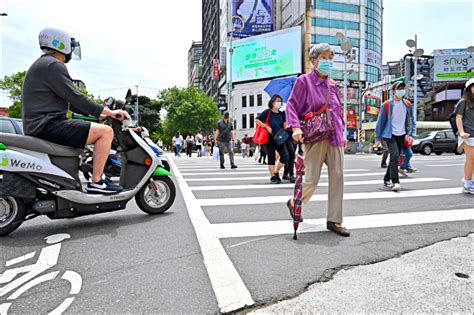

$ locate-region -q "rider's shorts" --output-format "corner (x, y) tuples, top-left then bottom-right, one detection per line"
(37, 118), (91, 149)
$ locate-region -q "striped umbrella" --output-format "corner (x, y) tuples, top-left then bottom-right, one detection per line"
(292, 154), (305, 240)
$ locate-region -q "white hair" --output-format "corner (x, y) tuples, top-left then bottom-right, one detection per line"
(309, 43), (333, 60)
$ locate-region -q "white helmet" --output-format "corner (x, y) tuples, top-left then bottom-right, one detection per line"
(38, 27), (81, 63)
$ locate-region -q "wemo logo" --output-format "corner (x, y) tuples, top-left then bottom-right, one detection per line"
(443, 56), (470, 67)
(0, 157), (43, 171)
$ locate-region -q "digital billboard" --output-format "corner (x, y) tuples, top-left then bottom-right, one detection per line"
(229, 0), (273, 38)
(228, 26), (302, 83)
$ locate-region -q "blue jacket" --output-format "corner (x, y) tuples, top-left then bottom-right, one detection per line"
(375, 98), (416, 142)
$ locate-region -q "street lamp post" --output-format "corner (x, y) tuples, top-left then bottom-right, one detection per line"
(336, 29), (354, 138)
(406, 35), (424, 124)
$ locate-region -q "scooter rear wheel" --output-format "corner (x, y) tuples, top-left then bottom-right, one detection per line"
(136, 176), (176, 214)
(0, 196), (26, 236)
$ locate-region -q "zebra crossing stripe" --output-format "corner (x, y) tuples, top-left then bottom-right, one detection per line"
(189, 177), (450, 191)
(211, 208), (474, 239)
(181, 169), (369, 176)
(197, 187), (462, 206)
(185, 172), (386, 182)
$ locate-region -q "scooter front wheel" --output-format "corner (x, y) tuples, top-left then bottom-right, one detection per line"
(0, 196), (26, 236)
(136, 176), (176, 215)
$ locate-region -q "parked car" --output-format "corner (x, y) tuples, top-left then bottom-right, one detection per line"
(0, 117), (23, 135)
(412, 129), (463, 155)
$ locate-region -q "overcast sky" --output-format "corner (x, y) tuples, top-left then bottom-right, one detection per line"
(1, 0), (473, 108)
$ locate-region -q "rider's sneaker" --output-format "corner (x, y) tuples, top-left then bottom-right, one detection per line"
(87, 176), (123, 194)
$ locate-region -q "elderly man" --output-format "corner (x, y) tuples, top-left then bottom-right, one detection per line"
(285, 43), (350, 237)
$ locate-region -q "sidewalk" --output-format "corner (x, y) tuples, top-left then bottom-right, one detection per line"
(251, 234), (473, 314)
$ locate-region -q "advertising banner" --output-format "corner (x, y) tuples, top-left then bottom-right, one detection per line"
(229, 0), (273, 38)
(228, 26), (302, 83)
(433, 49), (474, 82)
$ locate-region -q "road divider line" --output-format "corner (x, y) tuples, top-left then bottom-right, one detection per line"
(185, 172), (386, 182)
(167, 157), (254, 312)
(212, 208), (474, 239)
(190, 178), (450, 191)
(197, 187), (462, 206)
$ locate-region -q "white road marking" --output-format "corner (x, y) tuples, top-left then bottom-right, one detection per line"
(167, 157), (254, 312)
(212, 208), (474, 239)
(185, 172), (387, 182)
(426, 164), (464, 167)
(197, 187), (463, 206)
(190, 178), (450, 191)
(5, 252), (36, 267)
(181, 169), (369, 176)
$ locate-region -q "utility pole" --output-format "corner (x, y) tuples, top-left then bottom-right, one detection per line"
(135, 85), (139, 125)
(228, 13), (234, 120)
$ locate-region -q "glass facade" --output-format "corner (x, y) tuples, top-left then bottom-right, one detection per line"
(366, 65), (381, 83)
(312, 18), (359, 30)
(365, 0), (383, 82)
(312, 34), (360, 47)
(312, 0), (360, 14)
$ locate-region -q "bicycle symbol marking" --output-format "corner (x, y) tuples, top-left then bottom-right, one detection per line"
(0, 233), (82, 315)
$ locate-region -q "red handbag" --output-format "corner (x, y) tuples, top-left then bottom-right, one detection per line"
(404, 136), (414, 147)
(252, 111), (271, 145)
(300, 86), (336, 144)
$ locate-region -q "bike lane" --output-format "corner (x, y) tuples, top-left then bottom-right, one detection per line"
(0, 178), (218, 314)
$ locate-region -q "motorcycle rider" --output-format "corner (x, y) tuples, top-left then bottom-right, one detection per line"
(22, 27), (129, 194)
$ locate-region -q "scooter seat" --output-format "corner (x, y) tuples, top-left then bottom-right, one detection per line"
(0, 132), (83, 157)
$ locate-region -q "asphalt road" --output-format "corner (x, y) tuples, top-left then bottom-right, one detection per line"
(0, 152), (472, 313)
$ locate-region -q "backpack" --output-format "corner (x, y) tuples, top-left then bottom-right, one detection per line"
(448, 100), (465, 135)
(448, 111), (458, 135)
(384, 99), (411, 119)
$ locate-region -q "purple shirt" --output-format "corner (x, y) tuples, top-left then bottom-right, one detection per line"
(285, 71), (345, 147)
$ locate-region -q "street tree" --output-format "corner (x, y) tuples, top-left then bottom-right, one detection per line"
(0, 71), (26, 118)
(158, 86), (220, 145)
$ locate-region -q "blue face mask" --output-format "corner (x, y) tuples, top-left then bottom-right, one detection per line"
(316, 60), (334, 76)
(395, 90), (406, 98)
(275, 102), (282, 109)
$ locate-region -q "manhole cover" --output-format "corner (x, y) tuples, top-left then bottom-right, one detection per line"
(455, 273), (469, 279)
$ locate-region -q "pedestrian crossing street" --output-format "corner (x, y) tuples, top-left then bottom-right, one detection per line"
(170, 154), (472, 236)
(167, 153), (473, 312)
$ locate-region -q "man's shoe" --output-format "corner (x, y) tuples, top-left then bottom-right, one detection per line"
(282, 174), (290, 181)
(231, 165), (238, 169)
(392, 183), (401, 192)
(381, 162), (387, 168)
(406, 167), (417, 173)
(288, 175), (296, 183)
(220, 165), (225, 169)
(87, 177), (123, 194)
(327, 222), (350, 237)
(384, 181), (394, 188)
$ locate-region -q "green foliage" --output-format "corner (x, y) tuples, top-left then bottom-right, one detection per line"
(0, 71), (26, 102)
(158, 87), (220, 146)
(8, 101), (22, 118)
(0, 71), (26, 117)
